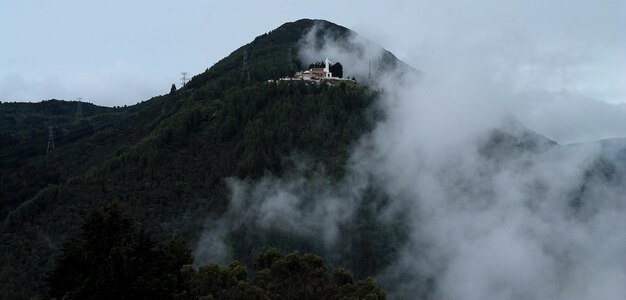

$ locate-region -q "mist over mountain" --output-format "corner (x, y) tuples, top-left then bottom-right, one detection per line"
(2, 19), (626, 299)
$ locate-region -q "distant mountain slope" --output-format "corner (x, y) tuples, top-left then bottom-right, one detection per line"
(0, 100), (122, 219)
(478, 115), (558, 162)
(0, 19), (386, 299)
(1, 18), (613, 299)
(0, 95), (183, 221)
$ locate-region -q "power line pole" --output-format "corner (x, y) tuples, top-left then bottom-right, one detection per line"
(180, 72), (189, 87)
(47, 126), (55, 155)
(241, 50), (250, 82)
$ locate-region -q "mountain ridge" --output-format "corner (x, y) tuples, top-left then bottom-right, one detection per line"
(0, 19), (387, 298)
(0, 18), (620, 299)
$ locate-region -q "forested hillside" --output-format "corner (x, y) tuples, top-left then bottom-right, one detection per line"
(0, 100), (119, 219)
(3, 18), (624, 300)
(0, 19), (390, 299)
(45, 203), (385, 299)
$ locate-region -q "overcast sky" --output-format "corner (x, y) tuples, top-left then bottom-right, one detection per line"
(1, 0), (623, 104)
(1, 0), (625, 141)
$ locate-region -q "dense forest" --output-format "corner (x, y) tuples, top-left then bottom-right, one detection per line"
(0, 19), (402, 299)
(47, 204), (385, 299)
(3, 18), (624, 300)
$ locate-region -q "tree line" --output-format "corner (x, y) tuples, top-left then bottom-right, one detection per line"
(308, 61), (344, 78)
(46, 203), (386, 299)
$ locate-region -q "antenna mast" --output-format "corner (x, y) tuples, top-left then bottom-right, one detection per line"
(47, 126), (55, 155)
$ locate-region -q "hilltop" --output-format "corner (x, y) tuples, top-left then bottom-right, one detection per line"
(0, 19), (395, 298)
(2, 18), (618, 299)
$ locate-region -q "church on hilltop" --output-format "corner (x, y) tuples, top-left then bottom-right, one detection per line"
(274, 57), (355, 83)
(294, 58), (335, 80)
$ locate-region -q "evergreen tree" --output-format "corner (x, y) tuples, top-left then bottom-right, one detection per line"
(179, 248), (386, 300)
(330, 62), (343, 78)
(308, 61), (325, 69)
(46, 203), (192, 300)
(170, 83), (177, 94)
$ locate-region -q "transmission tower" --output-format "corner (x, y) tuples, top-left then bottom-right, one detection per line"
(241, 50), (250, 82)
(47, 126), (55, 155)
(75, 97), (83, 122)
(180, 72), (189, 87)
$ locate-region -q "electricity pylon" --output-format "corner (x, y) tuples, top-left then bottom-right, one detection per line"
(46, 126), (55, 155)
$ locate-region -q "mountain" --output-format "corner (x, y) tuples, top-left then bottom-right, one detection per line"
(2, 19), (621, 299)
(0, 19), (395, 298)
(0, 100), (130, 219)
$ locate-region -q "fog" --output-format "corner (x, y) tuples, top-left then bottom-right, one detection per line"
(297, 23), (388, 83)
(195, 22), (626, 299)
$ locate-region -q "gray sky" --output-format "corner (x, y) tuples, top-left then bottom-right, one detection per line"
(1, 0), (625, 142)
(1, 0), (623, 104)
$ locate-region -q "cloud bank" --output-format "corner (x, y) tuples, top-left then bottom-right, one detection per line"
(195, 22), (626, 299)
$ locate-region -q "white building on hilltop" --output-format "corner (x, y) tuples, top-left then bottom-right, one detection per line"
(290, 57), (336, 80)
(272, 57), (355, 84)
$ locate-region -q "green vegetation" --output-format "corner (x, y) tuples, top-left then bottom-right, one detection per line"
(178, 249), (385, 300)
(47, 204), (385, 299)
(0, 19), (396, 299)
(47, 203), (193, 299)
(308, 61), (344, 78)
(330, 62), (344, 78)
(0, 100), (125, 219)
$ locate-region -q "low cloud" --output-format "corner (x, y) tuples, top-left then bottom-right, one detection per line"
(297, 21), (404, 84)
(195, 22), (626, 299)
(0, 61), (169, 106)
